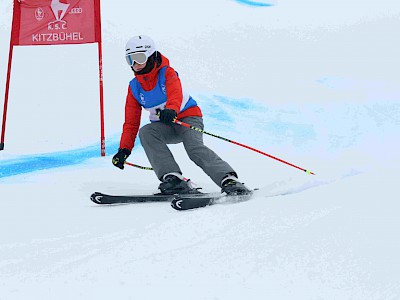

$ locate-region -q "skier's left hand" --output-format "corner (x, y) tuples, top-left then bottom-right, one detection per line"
(158, 108), (177, 124)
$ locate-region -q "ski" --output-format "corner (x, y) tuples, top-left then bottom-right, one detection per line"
(91, 190), (255, 208)
(171, 191), (255, 211)
(90, 191), (208, 205)
(90, 192), (176, 205)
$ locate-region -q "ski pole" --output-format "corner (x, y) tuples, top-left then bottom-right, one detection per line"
(125, 161), (153, 170)
(173, 119), (316, 175)
(124, 161), (195, 184)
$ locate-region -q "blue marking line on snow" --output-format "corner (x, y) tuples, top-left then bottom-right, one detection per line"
(0, 139), (121, 179)
(234, 0), (274, 7)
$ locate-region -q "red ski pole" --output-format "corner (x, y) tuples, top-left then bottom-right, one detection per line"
(173, 119), (315, 175)
(125, 161), (153, 170)
(124, 161), (194, 184)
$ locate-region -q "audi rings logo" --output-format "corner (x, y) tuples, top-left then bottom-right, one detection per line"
(69, 7), (83, 14)
(35, 8), (45, 21)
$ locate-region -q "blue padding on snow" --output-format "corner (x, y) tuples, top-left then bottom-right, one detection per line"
(0, 139), (121, 179)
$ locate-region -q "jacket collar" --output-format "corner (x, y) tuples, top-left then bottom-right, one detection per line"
(135, 54), (170, 90)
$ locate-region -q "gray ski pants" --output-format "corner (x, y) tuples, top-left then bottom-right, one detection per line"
(139, 116), (236, 187)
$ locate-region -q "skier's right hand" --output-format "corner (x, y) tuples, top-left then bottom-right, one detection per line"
(112, 148), (131, 170)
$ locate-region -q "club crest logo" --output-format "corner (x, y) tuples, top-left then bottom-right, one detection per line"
(35, 8), (45, 21)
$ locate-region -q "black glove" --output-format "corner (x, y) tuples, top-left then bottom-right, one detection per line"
(112, 148), (131, 169)
(158, 108), (177, 124)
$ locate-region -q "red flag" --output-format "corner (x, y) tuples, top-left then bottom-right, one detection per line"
(11, 0), (101, 46)
(2, 0), (105, 155)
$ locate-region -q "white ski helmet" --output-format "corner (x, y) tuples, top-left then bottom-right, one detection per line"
(125, 35), (156, 66)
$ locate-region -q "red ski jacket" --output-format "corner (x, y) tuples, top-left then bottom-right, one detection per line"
(119, 54), (202, 151)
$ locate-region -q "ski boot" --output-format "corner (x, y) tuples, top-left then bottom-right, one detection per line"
(158, 173), (200, 195)
(221, 173), (251, 195)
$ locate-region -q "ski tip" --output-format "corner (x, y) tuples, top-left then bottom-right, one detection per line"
(171, 195), (214, 211)
(90, 192), (104, 204)
(171, 198), (185, 211)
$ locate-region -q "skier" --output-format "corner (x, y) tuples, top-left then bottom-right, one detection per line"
(112, 35), (250, 195)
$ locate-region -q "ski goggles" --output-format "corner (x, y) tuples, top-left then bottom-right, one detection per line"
(125, 51), (148, 66)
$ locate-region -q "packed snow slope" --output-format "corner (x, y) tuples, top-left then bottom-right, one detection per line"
(1, 0), (400, 299)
